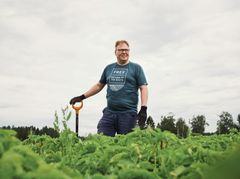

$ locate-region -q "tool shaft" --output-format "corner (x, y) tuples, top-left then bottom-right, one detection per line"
(72, 101), (83, 137)
(76, 113), (79, 136)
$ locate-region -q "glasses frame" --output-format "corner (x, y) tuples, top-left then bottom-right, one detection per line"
(116, 49), (130, 53)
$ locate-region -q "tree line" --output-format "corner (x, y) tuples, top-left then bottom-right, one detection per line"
(145, 111), (240, 138)
(0, 126), (59, 140)
(1, 111), (239, 140)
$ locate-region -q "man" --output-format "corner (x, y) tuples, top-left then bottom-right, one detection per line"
(70, 40), (148, 136)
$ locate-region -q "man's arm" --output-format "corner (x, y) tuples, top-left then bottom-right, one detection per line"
(84, 82), (105, 98)
(70, 82), (105, 105)
(139, 85), (148, 106)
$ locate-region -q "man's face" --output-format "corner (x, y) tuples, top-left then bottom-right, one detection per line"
(115, 43), (130, 64)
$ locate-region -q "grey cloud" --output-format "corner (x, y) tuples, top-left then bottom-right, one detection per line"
(0, 0), (240, 133)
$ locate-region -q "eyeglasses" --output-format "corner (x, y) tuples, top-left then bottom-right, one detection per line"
(117, 49), (130, 52)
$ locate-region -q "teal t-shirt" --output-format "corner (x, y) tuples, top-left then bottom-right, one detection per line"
(99, 62), (148, 112)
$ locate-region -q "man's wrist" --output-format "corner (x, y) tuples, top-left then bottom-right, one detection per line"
(81, 94), (86, 100)
(141, 106), (147, 110)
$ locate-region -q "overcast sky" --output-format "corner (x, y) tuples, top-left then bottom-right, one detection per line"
(1, 0), (240, 136)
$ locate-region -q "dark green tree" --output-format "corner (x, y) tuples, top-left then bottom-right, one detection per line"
(190, 115), (208, 134)
(146, 116), (155, 128)
(39, 126), (59, 138)
(0, 125), (59, 140)
(176, 118), (189, 138)
(217, 111), (235, 134)
(237, 114), (240, 131)
(15, 126), (31, 140)
(159, 113), (177, 134)
(238, 114), (240, 124)
(156, 122), (161, 129)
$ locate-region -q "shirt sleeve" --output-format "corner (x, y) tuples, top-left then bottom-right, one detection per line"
(136, 65), (148, 87)
(99, 66), (107, 84)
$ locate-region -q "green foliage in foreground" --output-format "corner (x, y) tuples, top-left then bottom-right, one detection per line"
(0, 130), (83, 179)
(1, 127), (240, 179)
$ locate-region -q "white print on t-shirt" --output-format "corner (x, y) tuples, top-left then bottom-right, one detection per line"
(108, 68), (128, 91)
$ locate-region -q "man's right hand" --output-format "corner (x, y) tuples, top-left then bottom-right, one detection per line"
(69, 94), (86, 105)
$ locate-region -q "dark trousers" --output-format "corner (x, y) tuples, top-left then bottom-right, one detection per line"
(97, 109), (137, 137)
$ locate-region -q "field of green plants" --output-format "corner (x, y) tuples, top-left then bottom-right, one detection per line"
(1, 127), (240, 179)
(1, 108), (240, 179)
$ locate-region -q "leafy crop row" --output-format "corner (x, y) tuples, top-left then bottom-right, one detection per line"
(1, 108), (240, 178)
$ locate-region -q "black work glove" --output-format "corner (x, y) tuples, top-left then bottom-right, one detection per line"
(69, 94), (86, 105)
(137, 106), (147, 129)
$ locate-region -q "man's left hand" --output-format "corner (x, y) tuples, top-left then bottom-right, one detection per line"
(137, 106), (147, 129)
